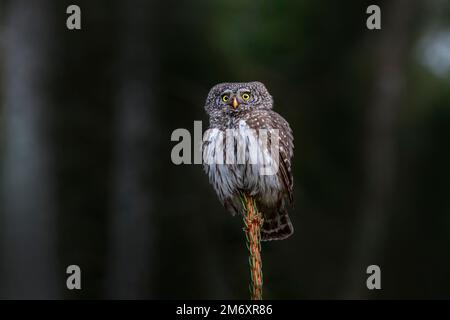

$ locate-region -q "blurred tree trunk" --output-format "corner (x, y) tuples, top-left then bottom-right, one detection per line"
(343, 0), (417, 298)
(105, 0), (159, 298)
(1, 1), (59, 299)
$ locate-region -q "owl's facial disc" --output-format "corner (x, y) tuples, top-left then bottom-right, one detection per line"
(219, 88), (252, 110)
(220, 91), (239, 109)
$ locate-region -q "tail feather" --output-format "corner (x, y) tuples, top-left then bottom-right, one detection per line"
(224, 195), (294, 241)
(261, 211), (294, 241)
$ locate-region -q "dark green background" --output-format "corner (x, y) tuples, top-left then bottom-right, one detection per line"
(0, 0), (449, 299)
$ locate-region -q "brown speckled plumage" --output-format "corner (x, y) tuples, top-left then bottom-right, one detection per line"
(203, 82), (294, 241)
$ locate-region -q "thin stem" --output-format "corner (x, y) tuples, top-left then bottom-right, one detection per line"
(240, 193), (263, 300)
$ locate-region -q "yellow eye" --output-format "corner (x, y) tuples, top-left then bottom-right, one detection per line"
(242, 93), (250, 101)
(222, 94), (229, 102)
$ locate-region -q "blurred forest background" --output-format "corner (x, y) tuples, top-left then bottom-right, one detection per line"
(0, 0), (449, 299)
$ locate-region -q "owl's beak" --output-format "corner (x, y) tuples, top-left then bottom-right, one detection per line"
(232, 97), (239, 108)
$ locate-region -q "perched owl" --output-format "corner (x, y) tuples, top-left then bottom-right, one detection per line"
(203, 82), (294, 241)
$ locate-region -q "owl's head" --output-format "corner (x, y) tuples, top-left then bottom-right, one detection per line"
(204, 81), (273, 118)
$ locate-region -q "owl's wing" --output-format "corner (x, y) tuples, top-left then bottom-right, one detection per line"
(243, 110), (294, 204)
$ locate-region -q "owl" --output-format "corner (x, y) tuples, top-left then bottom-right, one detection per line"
(203, 81), (294, 241)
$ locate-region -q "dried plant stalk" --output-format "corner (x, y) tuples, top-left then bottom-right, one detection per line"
(240, 193), (263, 300)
